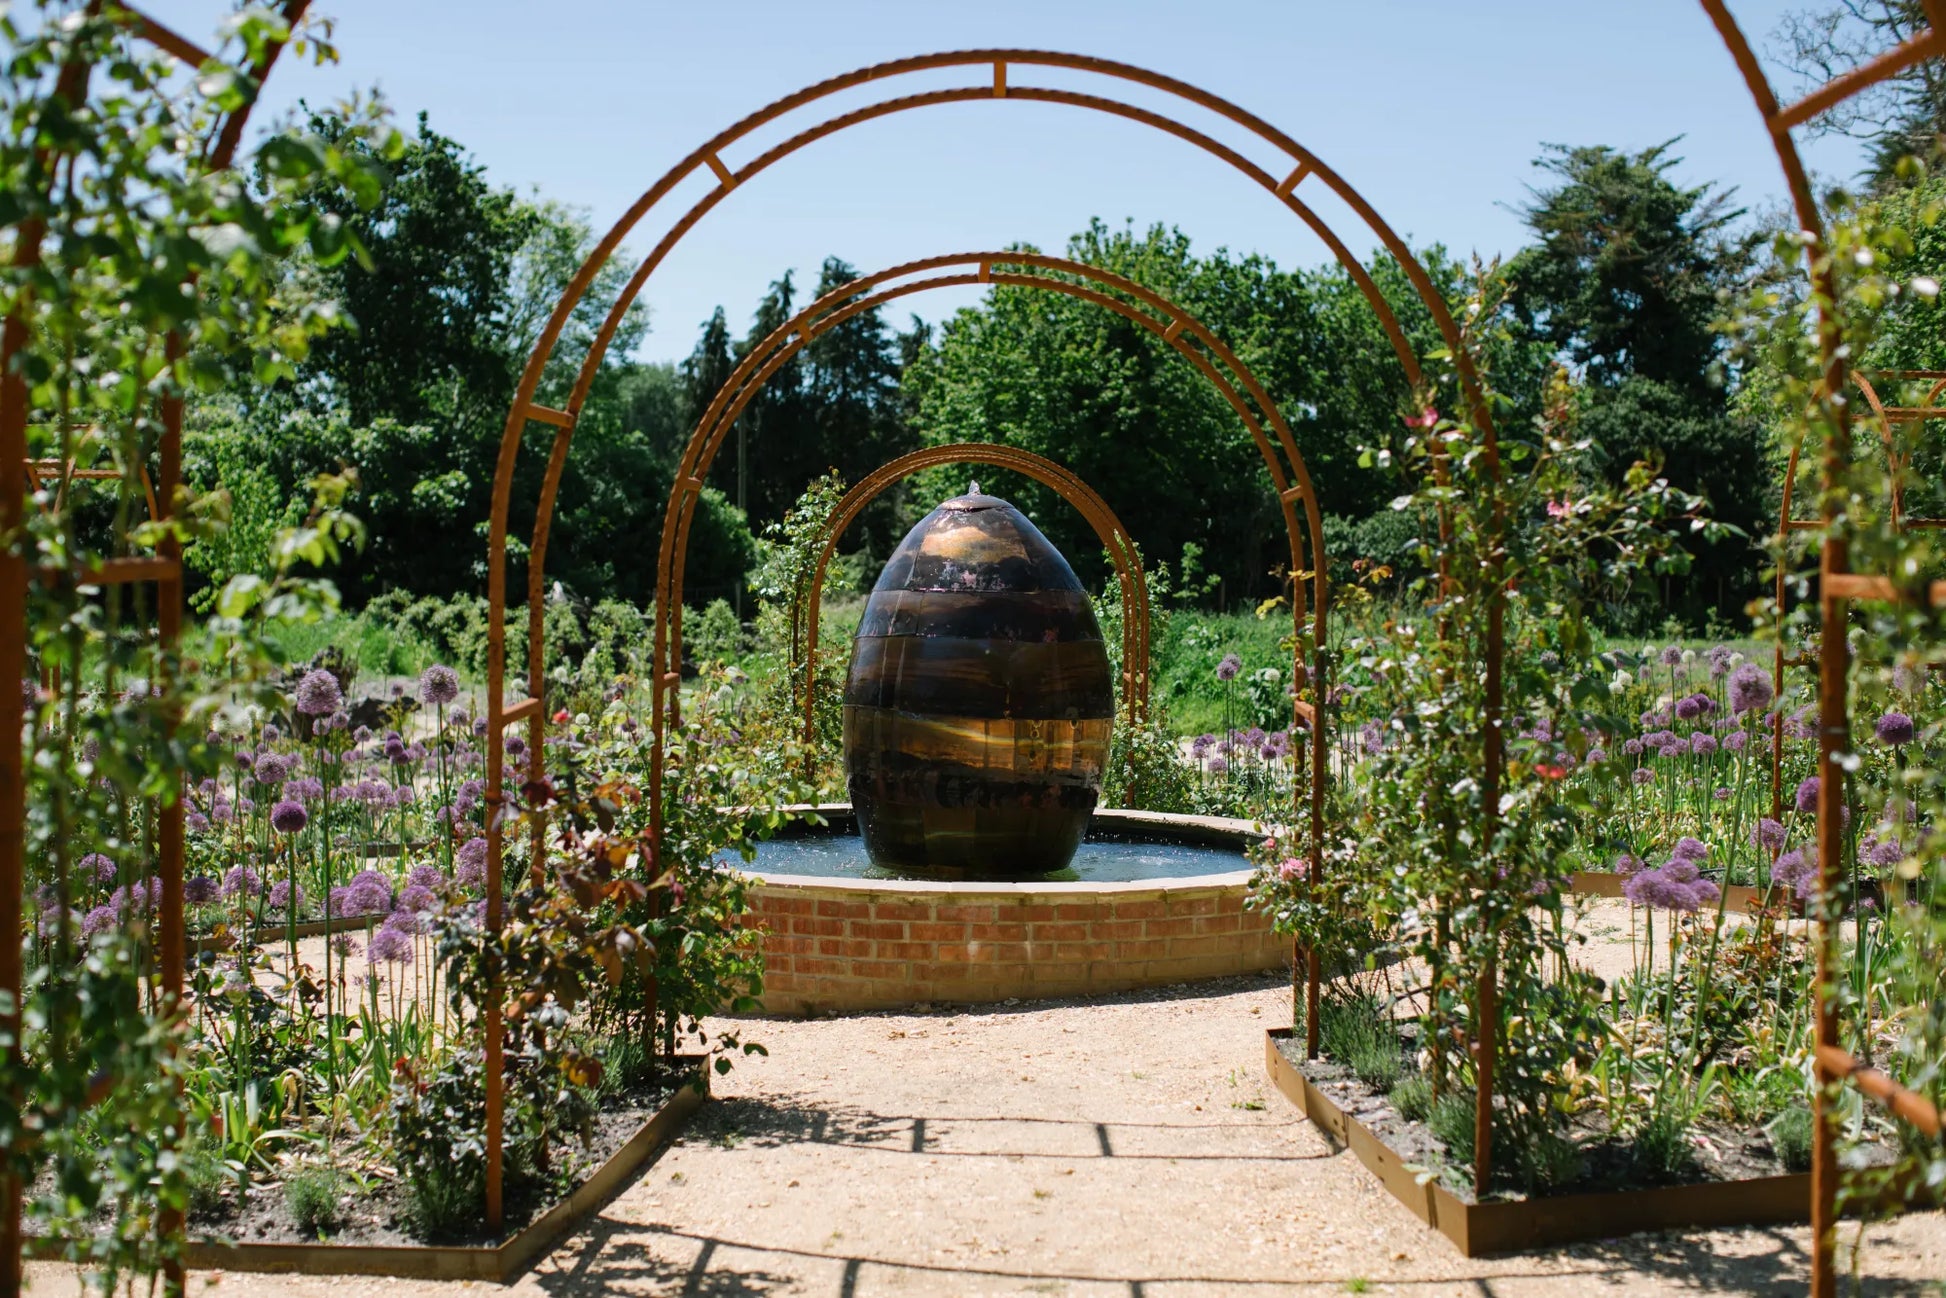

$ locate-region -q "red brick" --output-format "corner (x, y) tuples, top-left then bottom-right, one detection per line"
(1194, 914), (1242, 935)
(1168, 935), (1224, 956)
(1028, 922), (1090, 942)
(1049, 940), (1114, 961)
(870, 901), (933, 921)
(966, 922), (1027, 942)
(849, 959), (911, 980)
(908, 921), (967, 942)
(1168, 895), (1221, 917)
(759, 896), (815, 916)
(769, 935), (813, 955)
(793, 956), (846, 976)
(792, 917), (845, 937)
(1015, 904), (1060, 922)
(1094, 919), (1146, 940)
(817, 938), (876, 957)
(1054, 903), (1105, 920)
(875, 940), (934, 960)
(933, 904), (999, 922)
(816, 900), (871, 919)
(855, 920), (907, 941)
(1113, 900), (1167, 920)
(1143, 916), (1197, 937)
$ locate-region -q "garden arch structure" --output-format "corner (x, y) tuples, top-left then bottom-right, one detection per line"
(482, 49), (1510, 1225)
(0, 5), (312, 1291)
(642, 253), (1330, 743)
(798, 442), (1154, 749)
(1704, 3), (1946, 1290)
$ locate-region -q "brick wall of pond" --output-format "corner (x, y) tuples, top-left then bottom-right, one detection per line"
(746, 877), (1289, 1015)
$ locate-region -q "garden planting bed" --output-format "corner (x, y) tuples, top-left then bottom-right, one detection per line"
(1262, 1028), (1907, 1256)
(28, 1056), (709, 1282)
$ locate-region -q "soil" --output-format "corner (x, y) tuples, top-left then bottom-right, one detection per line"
(193, 1076), (686, 1249)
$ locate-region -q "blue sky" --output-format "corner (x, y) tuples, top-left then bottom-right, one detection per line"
(149, 0), (1868, 365)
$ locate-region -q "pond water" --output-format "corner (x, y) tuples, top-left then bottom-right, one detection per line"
(730, 832), (1250, 883)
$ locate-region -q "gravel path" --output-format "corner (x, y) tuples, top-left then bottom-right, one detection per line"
(26, 961), (1946, 1296)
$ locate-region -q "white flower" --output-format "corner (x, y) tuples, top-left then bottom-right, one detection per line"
(1913, 276), (1940, 299)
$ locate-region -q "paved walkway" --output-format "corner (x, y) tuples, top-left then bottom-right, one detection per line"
(26, 974), (1946, 1296)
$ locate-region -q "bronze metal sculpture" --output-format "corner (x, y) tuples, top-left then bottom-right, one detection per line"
(844, 490), (1113, 877)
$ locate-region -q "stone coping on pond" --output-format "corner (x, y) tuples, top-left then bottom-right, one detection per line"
(743, 804), (1285, 1015)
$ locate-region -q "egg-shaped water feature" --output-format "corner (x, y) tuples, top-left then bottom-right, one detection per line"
(843, 488), (1114, 878)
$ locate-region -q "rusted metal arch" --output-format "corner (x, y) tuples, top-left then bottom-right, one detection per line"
(799, 444), (1152, 758)
(644, 258), (1329, 915)
(645, 253), (1325, 737)
(484, 50), (1508, 1218)
(1702, 6), (1946, 1291)
(0, 6), (309, 1294)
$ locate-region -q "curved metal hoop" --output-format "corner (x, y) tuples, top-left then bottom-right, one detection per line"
(482, 48), (1506, 1222)
(643, 255), (1327, 785)
(1702, 5), (1946, 1289)
(798, 443), (1153, 756)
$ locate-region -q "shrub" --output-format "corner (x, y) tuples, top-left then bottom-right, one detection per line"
(1318, 990), (1403, 1093)
(1428, 1093), (1476, 1168)
(284, 1166), (347, 1238)
(1513, 1130), (1584, 1194)
(1391, 1075), (1433, 1123)
(182, 1145), (230, 1221)
(1629, 1108), (1698, 1183)
(1768, 1106), (1814, 1173)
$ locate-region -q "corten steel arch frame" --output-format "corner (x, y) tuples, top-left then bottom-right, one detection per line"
(799, 443), (1153, 751)
(1704, 4), (1946, 1291)
(0, 5), (310, 1294)
(482, 50), (1510, 1219)
(647, 253), (1328, 732)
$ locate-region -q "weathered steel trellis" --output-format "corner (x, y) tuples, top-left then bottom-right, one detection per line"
(0, 6), (311, 1295)
(481, 51), (1503, 1223)
(1705, 2), (1946, 1291)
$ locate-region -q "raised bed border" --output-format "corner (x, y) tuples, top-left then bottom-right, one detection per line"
(29, 1054), (710, 1282)
(1262, 1028), (1814, 1257)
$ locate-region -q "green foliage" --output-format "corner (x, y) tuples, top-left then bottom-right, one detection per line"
(1628, 1107), (1698, 1184)
(1769, 1106), (1815, 1174)
(284, 1165), (347, 1238)
(1428, 1094), (1477, 1168)
(1391, 1074), (1433, 1123)
(1317, 989), (1404, 1093)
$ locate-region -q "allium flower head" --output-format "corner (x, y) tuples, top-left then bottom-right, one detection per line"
(1690, 732), (1718, 757)
(253, 753), (290, 786)
(408, 863), (445, 891)
(1869, 837), (1906, 867)
(271, 799), (308, 835)
(222, 865), (262, 899)
(1728, 663), (1774, 716)
(1675, 695), (1704, 721)
(184, 875), (219, 906)
(1630, 767), (1654, 786)
(266, 879), (304, 913)
(294, 669), (343, 718)
(1215, 653), (1242, 683)
(1660, 646), (1684, 667)
(1751, 818), (1786, 852)
(1875, 710), (1916, 747)
(420, 664), (461, 706)
(1673, 836), (1709, 861)
(78, 853), (116, 884)
(367, 927), (413, 964)
(1795, 776), (1822, 814)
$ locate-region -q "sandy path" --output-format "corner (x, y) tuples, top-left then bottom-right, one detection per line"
(26, 966), (1946, 1297)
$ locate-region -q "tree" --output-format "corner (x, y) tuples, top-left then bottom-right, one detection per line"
(1777, 1), (1946, 189)
(1507, 143), (1765, 622)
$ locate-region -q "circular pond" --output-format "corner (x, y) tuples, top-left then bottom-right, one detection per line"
(740, 807), (1289, 1015)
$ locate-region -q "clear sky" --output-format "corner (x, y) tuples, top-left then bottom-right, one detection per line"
(146, 0), (1868, 366)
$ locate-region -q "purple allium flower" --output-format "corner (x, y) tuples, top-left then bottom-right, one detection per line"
(1773, 846), (1815, 892)
(1788, 706), (1817, 740)
(1614, 852), (1642, 878)
(420, 665), (460, 706)
(1630, 767), (1654, 786)
(186, 811), (211, 834)
(331, 933), (359, 958)
(367, 927), (413, 964)
(80, 905), (117, 938)
(1215, 653), (1242, 684)
(334, 869), (393, 918)
(266, 879), (304, 913)
(222, 865), (262, 899)
(398, 884), (437, 914)
(289, 776), (324, 803)
(1675, 696), (1704, 722)
(1893, 661), (1926, 695)
(1728, 663), (1774, 716)
(1673, 836), (1709, 861)
(1659, 743), (1684, 760)
(1713, 786), (1732, 801)
(253, 753), (290, 786)
(184, 875), (219, 906)
(1875, 711), (1916, 746)
(1208, 755), (1229, 775)
(1869, 837), (1906, 867)
(1724, 730), (1748, 753)
(409, 862), (445, 892)
(78, 853), (116, 884)
(1624, 867), (1701, 913)
(1659, 646), (1684, 666)
(294, 669), (343, 718)
(1795, 776), (1823, 814)
(1751, 818), (1786, 851)
(1622, 737), (1644, 756)
(1691, 733), (1718, 757)
(270, 799), (308, 835)
(1587, 747), (1607, 764)
(1360, 721), (1384, 755)
(381, 906), (421, 936)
